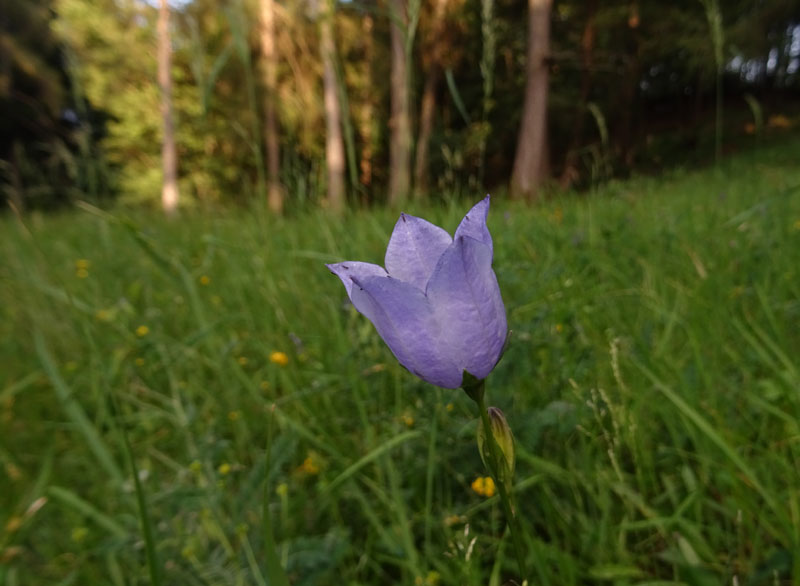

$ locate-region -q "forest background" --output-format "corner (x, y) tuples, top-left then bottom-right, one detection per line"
(3, 0), (800, 213)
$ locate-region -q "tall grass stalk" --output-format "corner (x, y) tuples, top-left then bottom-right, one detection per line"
(262, 406), (291, 586)
(112, 390), (162, 586)
(331, 26), (360, 199)
(701, 0), (724, 164)
(478, 0), (496, 187)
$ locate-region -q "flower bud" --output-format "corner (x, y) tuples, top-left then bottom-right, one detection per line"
(477, 407), (515, 489)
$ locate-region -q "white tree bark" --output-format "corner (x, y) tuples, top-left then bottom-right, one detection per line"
(510, 0), (552, 200)
(158, 0), (179, 215)
(319, 0), (345, 211)
(259, 0), (284, 213)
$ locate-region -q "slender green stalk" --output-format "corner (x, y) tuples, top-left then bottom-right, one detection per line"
(474, 388), (528, 582)
(110, 393), (161, 586)
(423, 400), (440, 556)
(700, 0), (724, 165)
(332, 41), (359, 198)
(263, 405), (291, 586)
(478, 0), (496, 186)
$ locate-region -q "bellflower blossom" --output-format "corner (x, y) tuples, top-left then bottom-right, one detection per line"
(327, 196), (507, 389)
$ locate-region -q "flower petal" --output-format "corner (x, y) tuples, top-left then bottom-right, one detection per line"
(350, 275), (463, 388)
(454, 195), (492, 256)
(326, 261), (387, 299)
(426, 235), (507, 381)
(384, 213), (452, 290)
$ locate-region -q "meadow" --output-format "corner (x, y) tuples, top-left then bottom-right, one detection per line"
(2, 138), (800, 586)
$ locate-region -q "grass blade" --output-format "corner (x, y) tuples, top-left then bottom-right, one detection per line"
(263, 406), (291, 586)
(635, 361), (783, 531)
(47, 486), (127, 538)
(322, 430), (421, 496)
(111, 392), (161, 586)
(34, 331), (123, 485)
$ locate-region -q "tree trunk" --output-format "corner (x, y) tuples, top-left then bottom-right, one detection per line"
(388, 0), (411, 206)
(559, 0), (597, 189)
(413, 0), (448, 196)
(259, 0), (284, 214)
(510, 0), (552, 201)
(413, 68), (438, 195)
(319, 0), (345, 212)
(358, 14), (375, 200)
(158, 0), (179, 215)
(618, 1), (641, 169)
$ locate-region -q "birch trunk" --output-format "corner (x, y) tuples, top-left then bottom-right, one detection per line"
(158, 0), (179, 215)
(259, 0), (284, 214)
(510, 0), (552, 201)
(388, 0), (411, 206)
(319, 0), (345, 212)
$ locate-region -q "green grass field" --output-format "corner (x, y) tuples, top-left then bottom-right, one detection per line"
(2, 139), (800, 585)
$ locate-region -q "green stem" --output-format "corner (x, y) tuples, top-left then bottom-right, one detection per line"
(263, 405), (291, 586)
(475, 391), (529, 581)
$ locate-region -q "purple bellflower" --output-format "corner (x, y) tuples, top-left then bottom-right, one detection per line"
(327, 196), (507, 389)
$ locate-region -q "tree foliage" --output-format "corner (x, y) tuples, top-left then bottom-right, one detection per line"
(2, 0), (799, 210)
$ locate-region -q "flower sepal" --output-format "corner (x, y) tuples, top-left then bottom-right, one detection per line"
(460, 371), (485, 403)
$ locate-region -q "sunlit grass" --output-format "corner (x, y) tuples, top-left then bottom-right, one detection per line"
(1, 138), (800, 585)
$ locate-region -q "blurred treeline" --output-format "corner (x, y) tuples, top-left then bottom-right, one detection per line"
(1, 0), (799, 211)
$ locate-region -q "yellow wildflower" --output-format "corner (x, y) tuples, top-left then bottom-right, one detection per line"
(189, 460), (203, 474)
(767, 114), (792, 129)
(276, 483), (289, 497)
(135, 357), (145, 366)
(135, 325), (149, 337)
(75, 259), (90, 279)
(227, 410), (241, 421)
(5, 462), (21, 481)
(555, 323), (564, 334)
(445, 403), (454, 412)
(95, 309), (111, 322)
(237, 356), (248, 366)
(269, 351), (289, 366)
(471, 476), (496, 498)
(414, 572), (441, 586)
(443, 514), (464, 527)
(5, 517), (22, 533)
(199, 275), (211, 285)
(218, 463), (231, 476)
(401, 412), (415, 427)
(300, 454), (320, 475)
